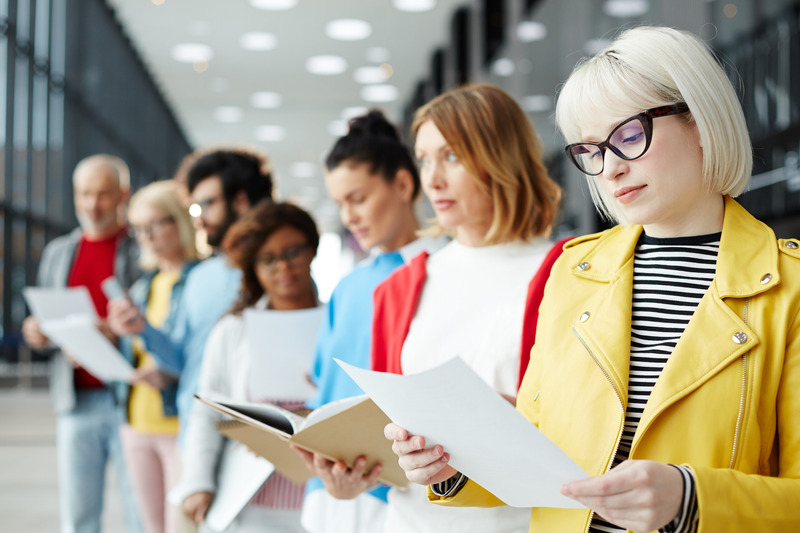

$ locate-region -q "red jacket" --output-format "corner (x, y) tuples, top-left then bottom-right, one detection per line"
(371, 238), (569, 389)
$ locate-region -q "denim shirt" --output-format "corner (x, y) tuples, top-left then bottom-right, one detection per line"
(115, 260), (199, 419)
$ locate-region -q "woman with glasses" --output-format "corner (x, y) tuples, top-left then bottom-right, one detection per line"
(176, 201), (320, 532)
(374, 83), (562, 533)
(108, 180), (199, 533)
(388, 26), (800, 533)
(294, 109), (445, 533)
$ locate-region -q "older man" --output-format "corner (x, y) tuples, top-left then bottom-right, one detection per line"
(22, 155), (142, 533)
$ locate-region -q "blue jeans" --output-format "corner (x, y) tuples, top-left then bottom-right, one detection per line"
(56, 389), (142, 533)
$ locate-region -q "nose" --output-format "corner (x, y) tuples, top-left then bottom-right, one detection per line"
(342, 203), (358, 227)
(421, 161), (444, 191)
(600, 148), (627, 181)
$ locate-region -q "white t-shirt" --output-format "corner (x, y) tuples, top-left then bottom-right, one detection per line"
(387, 238), (552, 533)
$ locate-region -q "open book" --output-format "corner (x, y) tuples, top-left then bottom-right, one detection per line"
(194, 394), (407, 487)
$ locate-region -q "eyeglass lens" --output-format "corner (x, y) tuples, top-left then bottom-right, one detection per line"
(569, 116), (648, 175)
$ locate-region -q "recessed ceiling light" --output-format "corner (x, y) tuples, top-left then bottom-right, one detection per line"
(250, 91), (283, 109)
(326, 19), (372, 41)
(393, 0), (436, 12)
(491, 57), (515, 77)
(517, 21), (547, 42)
(291, 162), (317, 178)
(249, 0), (298, 10)
(328, 119), (349, 137)
(521, 95), (552, 113)
(603, 0), (649, 18)
(342, 106), (368, 120)
(171, 43), (213, 63)
(361, 84), (399, 103)
(240, 32), (277, 51)
(306, 55), (348, 75)
(214, 106), (243, 123)
(366, 46), (390, 63)
(354, 66), (388, 84)
(254, 125), (286, 142)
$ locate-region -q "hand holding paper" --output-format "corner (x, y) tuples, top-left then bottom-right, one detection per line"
(336, 357), (588, 509)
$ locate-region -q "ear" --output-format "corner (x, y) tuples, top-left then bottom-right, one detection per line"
(393, 169), (416, 203)
(232, 190), (251, 216)
(119, 187), (131, 207)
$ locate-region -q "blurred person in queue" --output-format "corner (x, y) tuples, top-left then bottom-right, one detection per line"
(177, 201), (320, 532)
(114, 180), (200, 533)
(294, 110), (446, 533)
(388, 26), (800, 533)
(22, 154), (143, 533)
(108, 149), (274, 444)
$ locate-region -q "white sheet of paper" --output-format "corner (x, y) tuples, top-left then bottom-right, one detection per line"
(40, 315), (134, 382)
(336, 357), (588, 509)
(203, 440), (275, 533)
(23, 286), (97, 321)
(243, 307), (325, 400)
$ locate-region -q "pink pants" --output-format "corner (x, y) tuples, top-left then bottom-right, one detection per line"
(120, 424), (181, 533)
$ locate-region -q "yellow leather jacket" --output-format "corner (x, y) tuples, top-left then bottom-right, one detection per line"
(430, 197), (800, 532)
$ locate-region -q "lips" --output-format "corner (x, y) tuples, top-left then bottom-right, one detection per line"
(433, 199), (455, 210)
(614, 185), (646, 203)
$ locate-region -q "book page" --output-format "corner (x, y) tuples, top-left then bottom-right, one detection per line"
(299, 394), (368, 431)
(243, 307), (324, 401)
(23, 286), (97, 321)
(196, 396), (305, 435)
(336, 357), (588, 508)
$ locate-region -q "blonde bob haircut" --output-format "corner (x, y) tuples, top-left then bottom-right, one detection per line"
(128, 180), (198, 270)
(412, 83), (561, 244)
(556, 26), (753, 224)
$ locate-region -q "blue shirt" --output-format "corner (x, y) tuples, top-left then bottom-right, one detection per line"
(139, 255), (241, 444)
(305, 250), (406, 500)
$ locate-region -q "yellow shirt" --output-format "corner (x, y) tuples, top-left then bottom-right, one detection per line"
(129, 270), (181, 435)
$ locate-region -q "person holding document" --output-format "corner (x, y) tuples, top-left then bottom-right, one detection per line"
(21, 154), (143, 533)
(388, 26), (800, 533)
(177, 201), (320, 532)
(294, 110), (445, 533)
(372, 83), (562, 533)
(112, 180), (199, 533)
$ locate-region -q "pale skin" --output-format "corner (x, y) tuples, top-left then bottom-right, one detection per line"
(22, 161), (128, 355)
(385, 111), (718, 533)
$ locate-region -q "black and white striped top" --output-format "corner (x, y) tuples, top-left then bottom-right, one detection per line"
(588, 233), (720, 533)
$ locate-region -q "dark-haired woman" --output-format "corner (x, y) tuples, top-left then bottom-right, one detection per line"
(176, 201), (320, 532)
(294, 110), (445, 533)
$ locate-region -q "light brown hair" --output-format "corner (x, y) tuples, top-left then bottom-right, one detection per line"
(412, 83), (561, 244)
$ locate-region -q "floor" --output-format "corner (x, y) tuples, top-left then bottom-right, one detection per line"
(0, 388), (125, 533)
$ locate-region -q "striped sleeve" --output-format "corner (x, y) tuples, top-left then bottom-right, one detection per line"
(430, 473), (468, 497)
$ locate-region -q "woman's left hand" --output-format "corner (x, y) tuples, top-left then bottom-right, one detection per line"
(292, 445), (383, 500)
(561, 460), (683, 533)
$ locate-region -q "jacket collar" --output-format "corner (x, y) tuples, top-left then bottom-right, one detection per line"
(568, 197), (778, 297)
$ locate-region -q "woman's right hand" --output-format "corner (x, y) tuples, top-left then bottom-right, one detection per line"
(107, 297), (145, 336)
(384, 422), (457, 485)
(182, 491), (214, 525)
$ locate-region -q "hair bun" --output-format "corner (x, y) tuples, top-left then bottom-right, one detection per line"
(348, 109), (401, 142)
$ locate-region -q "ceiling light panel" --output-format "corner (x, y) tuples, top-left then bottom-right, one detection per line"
(291, 162), (317, 178)
(517, 21), (547, 42)
(249, 0), (298, 10)
(214, 106), (243, 123)
(325, 19), (372, 41)
(251, 91), (283, 109)
(393, 0), (436, 12)
(306, 55), (348, 75)
(171, 43), (213, 63)
(353, 66), (387, 84)
(255, 125), (287, 142)
(240, 32), (277, 51)
(361, 84), (399, 103)
(603, 0), (650, 18)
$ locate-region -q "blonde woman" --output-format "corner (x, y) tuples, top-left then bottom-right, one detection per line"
(390, 26), (800, 533)
(110, 180), (198, 533)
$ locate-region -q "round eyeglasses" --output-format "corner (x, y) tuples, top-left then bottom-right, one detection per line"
(255, 244), (310, 272)
(564, 103), (690, 176)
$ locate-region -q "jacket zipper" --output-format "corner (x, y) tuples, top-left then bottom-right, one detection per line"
(572, 326), (625, 533)
(730, 298), (749, 469)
